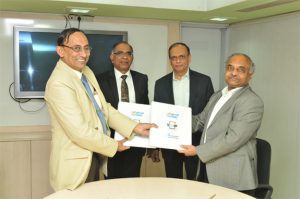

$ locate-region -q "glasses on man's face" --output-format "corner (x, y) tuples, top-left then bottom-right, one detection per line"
(170, 55), (187, 62)
(225, 65), (249, 74)
(112, 51), (133, 57)
(61, 45), (92, 53)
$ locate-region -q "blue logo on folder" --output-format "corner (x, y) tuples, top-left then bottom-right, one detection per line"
(131, 111), (144, 117)
(167, 112), (179, 119)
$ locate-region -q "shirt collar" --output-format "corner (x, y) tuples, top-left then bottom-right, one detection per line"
(59, 59), (84, 80)
(172, 68), (190, 81)
(114, 68), (131, 79)
(73, 67), (83, 79)
(222, 86), (243, 97)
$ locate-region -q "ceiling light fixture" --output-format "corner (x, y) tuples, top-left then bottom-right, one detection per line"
(209, 17), (228, 21)
(66, 7), (97, 14)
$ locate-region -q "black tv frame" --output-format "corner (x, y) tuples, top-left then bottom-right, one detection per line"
(13, 26), (127, 99)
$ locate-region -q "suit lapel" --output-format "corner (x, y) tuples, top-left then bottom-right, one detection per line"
(208, 86), (249, 127)
(167, 73), (175, 104)
(204, 91), (222, 129)
(81, 71), (95, 94)
(108, 71), (119, 106)
(189, 70), (196, 107)
(131, 71), (140, 103)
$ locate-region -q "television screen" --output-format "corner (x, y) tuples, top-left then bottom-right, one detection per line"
(13, 26), (127, 99)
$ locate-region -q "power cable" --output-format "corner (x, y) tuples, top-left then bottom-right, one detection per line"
(78, 15), (81, 29)
(9, 82), (46, 112)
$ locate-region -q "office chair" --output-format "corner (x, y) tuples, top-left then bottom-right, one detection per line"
(255, 138), (273, 199)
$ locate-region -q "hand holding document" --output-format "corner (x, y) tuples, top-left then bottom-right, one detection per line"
(114, 102), (154, 148)
(115, 101), (192, 150)
(117, 139), (130, 152)
(177, 144), (197, 156)
(150, 101), (192, 150)
(133, 122), (157, 137)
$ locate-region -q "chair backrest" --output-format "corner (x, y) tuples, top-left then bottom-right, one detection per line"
(256, 138), (271, 184)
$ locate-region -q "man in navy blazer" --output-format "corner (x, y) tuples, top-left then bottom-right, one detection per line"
(178, 53), (263, 197)
(96, 41), (149, 179)
(152, 42), (214, 179)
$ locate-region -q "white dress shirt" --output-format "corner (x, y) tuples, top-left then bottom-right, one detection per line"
(173, 69), (190, 107)
(203, 86), (242, 143)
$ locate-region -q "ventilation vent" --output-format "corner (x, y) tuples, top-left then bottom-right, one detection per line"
(238, 0), (297, 12)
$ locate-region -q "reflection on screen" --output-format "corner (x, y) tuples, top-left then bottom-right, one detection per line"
(17, 30), (124, 95)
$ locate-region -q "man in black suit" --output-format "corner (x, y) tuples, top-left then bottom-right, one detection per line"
(152, 42), (214, 180)
(96, 41), (149, 179)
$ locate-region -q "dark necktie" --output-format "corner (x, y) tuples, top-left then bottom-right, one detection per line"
(121, 75), (129, 102)
(81, 74), (107, 134)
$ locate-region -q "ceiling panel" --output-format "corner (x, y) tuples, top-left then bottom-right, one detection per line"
(0, 0), (300, 24)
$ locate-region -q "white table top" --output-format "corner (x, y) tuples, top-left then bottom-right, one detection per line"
(44, 177), (255, 199)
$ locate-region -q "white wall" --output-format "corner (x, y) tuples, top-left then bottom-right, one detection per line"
(2, 10), (300, 199)
(0, 12), (168, 126)
(181, 24), (224, 91)
(226, 12), (300, 199)
(181, 12), (300, 199)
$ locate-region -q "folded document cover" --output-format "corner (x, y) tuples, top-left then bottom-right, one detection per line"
(150, 101), (191, 150)
(115, 101), (191, 150)
(114, 102), (153, 148)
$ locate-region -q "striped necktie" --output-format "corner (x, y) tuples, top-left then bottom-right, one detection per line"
(81, 74), (107, 134)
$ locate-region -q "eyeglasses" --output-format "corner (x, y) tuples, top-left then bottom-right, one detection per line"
(112, 51), (133, 57)
(170, 55), (187, 62)
(61, 45), (92, 53)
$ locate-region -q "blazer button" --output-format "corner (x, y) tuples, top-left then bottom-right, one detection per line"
(95, 127), (99, 130)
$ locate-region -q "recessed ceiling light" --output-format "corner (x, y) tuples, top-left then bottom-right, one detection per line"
(66, 7), (97, 14)
(210, 17), (228, 21)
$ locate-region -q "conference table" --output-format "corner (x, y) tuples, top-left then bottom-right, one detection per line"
(44, 177), (255, 199)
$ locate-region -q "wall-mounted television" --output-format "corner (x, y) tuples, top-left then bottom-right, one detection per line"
(13, 26), (127, 99)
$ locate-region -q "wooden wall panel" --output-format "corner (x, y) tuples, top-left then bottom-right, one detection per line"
(31, 140), (53, 199)
(0, 141), (31, 199)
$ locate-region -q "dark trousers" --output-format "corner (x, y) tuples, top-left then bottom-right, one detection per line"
(85, 153), (100, 183)
(197, 161), (209, 183)
(162, 149), (199, 180)
(105, 148), (144, 179)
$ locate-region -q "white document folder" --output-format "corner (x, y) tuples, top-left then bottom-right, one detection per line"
(114, 102), (155, 148)
(149, 101), (192, 150)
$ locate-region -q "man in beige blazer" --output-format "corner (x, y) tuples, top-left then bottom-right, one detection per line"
(45, 28), (155, 191)
(178, 53), (264, 197)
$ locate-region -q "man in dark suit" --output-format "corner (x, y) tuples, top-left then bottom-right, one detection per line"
(96, 41), (149, 179)
(152, 42), (214, 180)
